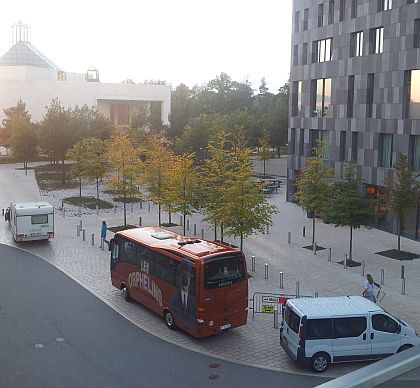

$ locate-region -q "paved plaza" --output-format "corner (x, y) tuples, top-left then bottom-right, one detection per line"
(1, 159), (420, 379)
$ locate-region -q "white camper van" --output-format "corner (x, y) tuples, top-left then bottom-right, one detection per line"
(280, 296), (420, 373)
(5, 202), (54, 242)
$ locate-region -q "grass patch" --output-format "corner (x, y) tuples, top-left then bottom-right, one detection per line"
(35, 165), (77, 191)
(108, 225), (138, 233)
(375, 249), (420, 261)
(63, 196), (113, 209)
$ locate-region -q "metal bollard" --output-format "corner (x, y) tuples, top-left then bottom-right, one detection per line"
(266, 224), (269, 234)
(362, 261), (365, 277)
(82, 228), (86, 241)
(279, 272), (284, 289)
(402, 278), (406, 295)
(273, 306), (279, 329)
(313, 241), (317, 255)
(79, 219), (82, 230)
(139, 217), (142, 226)
(76, 224), (80, 237)
(264, 263), (269, 279)
(148, 202), (151, 212)
(302, 226), (306, 237)
(401, 265), (405, 279)
(187, 219), (190, 231)
(91, 234), (95, 246)
(114, 203), (116, 213)
(328, 247), (332, 262)
(251, 256), (256, 272)
(96, 204), (99, 215)
(343, 254), (347, 269)
(315, 292), (319, 298)
(140, 201), (143, 210)
(296, 282), (300, 298)
(380, 269), (384, 285)
(288, 231), (291, 244)
(201, 229), (204, 239)
(194, 224), (197, 235)
(2, 208), (4, 216)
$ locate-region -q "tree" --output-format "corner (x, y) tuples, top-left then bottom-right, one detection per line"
(324, 161), (376, 262)
(222, 133), (277, 250)
(141, 135), (174, 226)
(168, 153), (198, 235)
(66, 141), (86, 197)
(383, 153), (419, 255)
(258, 77), (269, 95)
(267, 86), (289, 157)
(168, 83), (192, 139)
(107, 132), (142, 226)
(81, 138), (109, 204)
(258, 129), (271, 177)
(294, 141), (334, 246)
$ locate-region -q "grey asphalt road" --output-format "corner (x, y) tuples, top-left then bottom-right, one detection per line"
(0, 243), (328, 388)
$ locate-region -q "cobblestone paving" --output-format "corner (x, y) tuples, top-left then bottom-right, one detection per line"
(1, 161), (420, 379)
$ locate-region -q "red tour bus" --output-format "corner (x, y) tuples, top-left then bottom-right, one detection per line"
(109, 227), (248, 338)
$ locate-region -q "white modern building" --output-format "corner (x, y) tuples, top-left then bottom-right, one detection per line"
(0, 22), (171, 127)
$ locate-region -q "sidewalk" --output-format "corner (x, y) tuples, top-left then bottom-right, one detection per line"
(1, 162), (420, 379)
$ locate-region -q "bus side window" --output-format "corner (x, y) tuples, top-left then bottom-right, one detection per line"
(136, 244), (155, 274)
(123, 241), (136, 264)
(111, 243), (120, 263)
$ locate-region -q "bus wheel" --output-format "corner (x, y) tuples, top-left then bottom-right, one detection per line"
(311, 352), (330, 373)
(122, 287), (131, 302)
(164, 310), (176, 330)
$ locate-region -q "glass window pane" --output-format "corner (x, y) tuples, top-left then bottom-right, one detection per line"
(307, 319), (333, 339)
(298, 81), (302, 115)
(333, 317), (367, 338)
(316, 79), (324, 116)
(325, 39), (331, 61)
(324, 78), (332, 117)
(410, 69), (420, 119)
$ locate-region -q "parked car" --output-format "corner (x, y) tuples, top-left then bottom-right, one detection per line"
(280, 296), (420, 373)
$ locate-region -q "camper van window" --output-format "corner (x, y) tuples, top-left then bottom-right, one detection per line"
(307, 319), (333, 340)
(333, 317), (367, 338)
(372, 314), (398, 333)
(31, 215), (49, 225)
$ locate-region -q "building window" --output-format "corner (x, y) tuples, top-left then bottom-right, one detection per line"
(406, 69), (420, 119)
(294, 11), (300, 33)
(320, 130), (330, 159)
(351, 132), (359, 162)
(293, 45), (299, 66)
(378, 134), (393, 168)
(408, 0), (419, 4)
(318, 4), (324, 27)
(409, 135), (420, 171)
(328, 1), (335, 24)
(378, 0), (392, 11)
(292, 81), (303, 116)
(299, 129), (305, 156)
(370, 27), (384, 54)
(313, 38), (333, 63)
(339, 0), (345, 21)
(339, 131), (347, 161)
(310, 129), (320, 156)
(290, 128), (296, 154)
(312, 78), (332, 117)
(57, 71), (67, 81)
(351, 0), (357, 19)
(414, 19), (420, 49)
(367, 73), (374, 118)
(302, 43), (308, 65)
(86, 67), (100, 82)
(350, 31), (364, 57)
(303, 8), (309, 31)
(347, 75), (355, 118)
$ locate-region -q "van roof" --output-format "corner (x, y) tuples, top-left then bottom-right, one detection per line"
(288, 296), (383, 317)
(11, 201), (54, 215)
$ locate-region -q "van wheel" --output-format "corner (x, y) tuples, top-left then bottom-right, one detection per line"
(311, 352), (330, 373)
(397, 344), (413, 353)
(164, 310), (176, 330)
(122, 287), (131, 302)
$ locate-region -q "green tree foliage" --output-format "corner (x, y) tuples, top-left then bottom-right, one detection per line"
(222, 132), (277, 250)
(324, 161), (376, 261)
(168, 83), (192, 139)
(3, 100), (38, 170)
(383, 153), (420, 254)
(141, 135), (174, 226)
(107, 131), (142, 226)
(167, 153), (198, 234)
(66, 141), (86, 197)
(258, 129), (271, 177)
(294, 141), (334, 245)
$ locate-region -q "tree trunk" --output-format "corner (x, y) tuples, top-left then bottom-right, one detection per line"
(168, 211), (172, 225)
(398, 216), (401, 256)
(96, 178), (99, 202)
(79, 177), (82, 198)
(158, 203), (161, 226)
(349, 226), (353, 261)
(123, 194), (127, 226)
(221, 224), (224, 243)
(263, 158), (266, 178)
(214, 223), (217, 241)
(183, 213), (186, 235)
(240, 233), (243, 251)
(312, 213), (316, 245)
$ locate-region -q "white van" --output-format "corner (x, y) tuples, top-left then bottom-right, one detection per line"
(5, 202), (54, 242)
(280, 296), (420, 373)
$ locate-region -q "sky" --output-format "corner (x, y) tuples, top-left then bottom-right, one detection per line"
(0, 0), (292, 93)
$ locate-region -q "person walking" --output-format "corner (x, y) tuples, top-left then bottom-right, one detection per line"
(363, 274), (377, 303)
(101, 220), (108, 248)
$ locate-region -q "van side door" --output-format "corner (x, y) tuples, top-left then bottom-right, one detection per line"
(369, 313), (401, 359)
(332, 315), (369, 362)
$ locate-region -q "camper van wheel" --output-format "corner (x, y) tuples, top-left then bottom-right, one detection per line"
(122, 287), (131, 302)
(164, 310), (176, 330)
(311, 352), (330, 373)
(397, 344), (413, 353)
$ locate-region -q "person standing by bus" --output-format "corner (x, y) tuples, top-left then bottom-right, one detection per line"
(101, 221), (108, 247)
(363, 274), (378, 303)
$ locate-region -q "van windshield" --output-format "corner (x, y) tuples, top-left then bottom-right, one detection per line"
(285, 305), (300, 333)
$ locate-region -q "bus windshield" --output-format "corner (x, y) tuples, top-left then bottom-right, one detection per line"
(204, 254), (245, 290)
